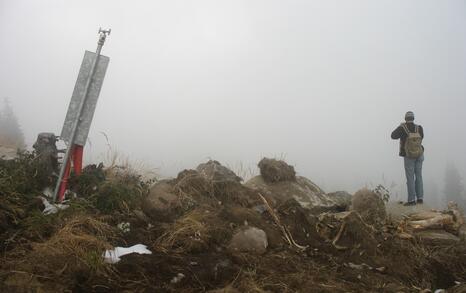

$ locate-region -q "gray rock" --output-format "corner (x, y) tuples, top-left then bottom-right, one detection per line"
(258, 157), (296, 183)
(246, 175), (342, 213)
(142, 180), (181, 222)
(228, 227), (268, 254)
(326, 191), (352, 211)
(196, 160), (242, 183)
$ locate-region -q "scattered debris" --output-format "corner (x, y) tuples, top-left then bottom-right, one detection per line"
(39, 196), (69, 215)
(346, 262), (373, 270)
(345, 262), (386, 273)
(396, 203), (466, 245)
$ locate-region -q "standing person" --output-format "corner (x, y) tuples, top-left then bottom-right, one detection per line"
(391, 111), (424, 206)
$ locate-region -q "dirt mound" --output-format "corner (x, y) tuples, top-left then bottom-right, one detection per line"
(2, 153), (466, 292)
(258, 157), (296, 183)
(351, 188), (386, 226)
(143, 163), (260, 223)
(317, 211), (378, 254)
(2, 214), (116, 292)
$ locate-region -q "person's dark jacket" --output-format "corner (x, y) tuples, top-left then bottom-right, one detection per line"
(391, 122), (424, 157)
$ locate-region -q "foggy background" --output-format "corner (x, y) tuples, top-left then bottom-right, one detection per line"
(1, 0), (465, 205)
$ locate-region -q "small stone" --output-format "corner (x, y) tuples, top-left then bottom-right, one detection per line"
(227, 227), (268, 254)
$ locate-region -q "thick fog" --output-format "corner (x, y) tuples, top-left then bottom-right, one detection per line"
(1, 0), (465, 204)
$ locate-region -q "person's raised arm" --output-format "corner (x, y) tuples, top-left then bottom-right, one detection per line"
(391, 124), (403, 139)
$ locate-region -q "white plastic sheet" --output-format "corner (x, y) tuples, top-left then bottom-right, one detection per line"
(103, 244), (152, 264)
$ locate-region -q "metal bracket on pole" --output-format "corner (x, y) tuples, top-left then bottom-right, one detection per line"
(52, 28), (111, 202)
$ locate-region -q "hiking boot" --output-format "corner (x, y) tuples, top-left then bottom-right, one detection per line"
(403, 201), (416, 206)
(417, 199), (423, 204)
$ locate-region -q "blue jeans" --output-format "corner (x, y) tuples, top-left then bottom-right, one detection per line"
(404, 154), (424, 203)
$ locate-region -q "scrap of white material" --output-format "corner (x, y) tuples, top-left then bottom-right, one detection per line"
(42, 187), (54, 198)
(103, 244), (152, 264)
(40, 197), (70, 215)
(170, 273), (185, 284)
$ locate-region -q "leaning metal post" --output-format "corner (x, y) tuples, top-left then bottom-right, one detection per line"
(52, 28), (111, 202)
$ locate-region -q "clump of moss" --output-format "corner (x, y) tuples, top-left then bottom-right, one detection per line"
(0, 151), (52, 235)
(0, 151), (51, 196)
(69, 163), (106, 197)
(67, 163), (151, 214)
(91, 180), (145, 214)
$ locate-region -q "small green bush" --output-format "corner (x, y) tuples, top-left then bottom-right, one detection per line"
(91, 181), (144, 214)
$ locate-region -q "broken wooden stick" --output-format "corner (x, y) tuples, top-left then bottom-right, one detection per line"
(258, 193), (308, 250)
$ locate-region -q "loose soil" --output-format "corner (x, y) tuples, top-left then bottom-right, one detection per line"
(1, 154), (465, 292)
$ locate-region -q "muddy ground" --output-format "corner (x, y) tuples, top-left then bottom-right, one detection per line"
(1, 154), (465, 293)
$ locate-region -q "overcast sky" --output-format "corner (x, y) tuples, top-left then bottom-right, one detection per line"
(1, 0), (465, 201)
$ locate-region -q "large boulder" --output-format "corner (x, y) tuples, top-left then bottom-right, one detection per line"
(142, 180), (183, 222)
(227, 226), (268, 254)
(351, 188), (386, 226)
(143, 161), (257, 221)
(258, 158), (296, 183)
(196, 160), (242, 183)
(246, 175), (343, 213)
(326, 191), (352, 211)
(196, 160), (259, 207)
(174, 169), (212, 198)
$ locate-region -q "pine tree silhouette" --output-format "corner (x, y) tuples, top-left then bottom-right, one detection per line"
(444, 163), (465, 210)
(0, 98), (25, 148)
